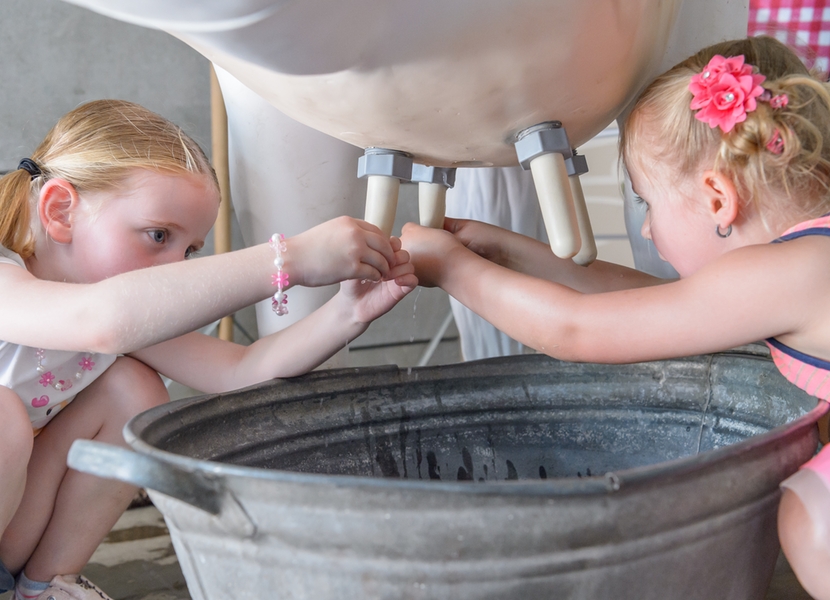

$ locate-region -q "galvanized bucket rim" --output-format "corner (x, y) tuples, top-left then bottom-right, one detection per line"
(124, 353), (829, 498)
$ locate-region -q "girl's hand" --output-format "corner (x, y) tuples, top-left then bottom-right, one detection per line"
(286, 216), (398, 287)
(443, 217), (512, 266)
(340, 244), (418, 324)
(400, 222), (466, 288)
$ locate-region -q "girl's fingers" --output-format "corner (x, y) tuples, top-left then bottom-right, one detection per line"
(378, 257), (414, 282)
(355, 219), (385, 235)
(389, 248), (410, 268)
(352, 219), (398, 263)
(353, 263), (385, 283)
(393, 273), (419, 290)
(386, 260), (415, 280)
(444, 217), (463, 233)
(445, 217), (477, 236)
(361, 232), (397, 268)
(357, 247), (397, 279)
(343, 227), (394, 271)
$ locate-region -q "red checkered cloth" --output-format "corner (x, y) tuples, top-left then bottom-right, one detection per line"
(748, 0), (830, 75)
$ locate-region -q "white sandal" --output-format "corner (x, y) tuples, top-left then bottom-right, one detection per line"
(35, 575), (113, 600)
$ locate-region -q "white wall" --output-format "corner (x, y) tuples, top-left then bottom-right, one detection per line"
(0, 0), (211, 173)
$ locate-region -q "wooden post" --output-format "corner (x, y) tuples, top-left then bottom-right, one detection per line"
(211, 65), (234, 342)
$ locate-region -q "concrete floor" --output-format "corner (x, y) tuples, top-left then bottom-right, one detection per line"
(0, 503), (812, 600)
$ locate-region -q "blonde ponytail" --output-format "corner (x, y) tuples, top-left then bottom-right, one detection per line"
(719, 74), (830, 219)
(0, 169), (39, 257)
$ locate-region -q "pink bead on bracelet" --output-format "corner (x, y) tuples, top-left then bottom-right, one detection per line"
(269, 233), (289, 316)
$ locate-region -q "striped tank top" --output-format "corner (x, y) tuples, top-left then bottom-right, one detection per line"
(765, 214), (830, 401)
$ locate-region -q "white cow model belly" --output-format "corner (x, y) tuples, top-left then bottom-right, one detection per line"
(61, 0), (748, 335)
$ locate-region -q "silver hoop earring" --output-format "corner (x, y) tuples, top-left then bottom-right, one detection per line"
(716, 224), (732, 238)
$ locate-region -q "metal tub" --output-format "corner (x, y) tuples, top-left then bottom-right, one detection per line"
(69, 350), (827, 599)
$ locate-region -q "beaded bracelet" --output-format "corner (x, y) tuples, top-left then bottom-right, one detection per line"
(269, 233), (289, 316)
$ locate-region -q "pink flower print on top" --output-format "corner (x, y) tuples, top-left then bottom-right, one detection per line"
(689, 54), (766, 133)
(35, 350), (95, 392)
(32, 395), (49, 408)
(39, 371), (55, 387)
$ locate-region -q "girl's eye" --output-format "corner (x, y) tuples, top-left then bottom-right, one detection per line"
(149, 229), (167, 244)
(184, 247), (200, 259)
(633, 195), (649, 210)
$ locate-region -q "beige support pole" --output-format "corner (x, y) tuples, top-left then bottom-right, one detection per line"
(211, 65), (234, 342)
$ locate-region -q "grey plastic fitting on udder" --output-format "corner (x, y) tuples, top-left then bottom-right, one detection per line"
(357, 147), (413, 181)
(357, 148), (413, 236)
(513, 122), (595, 263)
(565, 152), (588, 177)
(410, 165), (458, 229)
(410, 164), (457, 188)
(514, 121), (571, 168)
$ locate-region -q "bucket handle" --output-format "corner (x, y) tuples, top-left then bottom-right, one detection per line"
(67, 439), (256, 537)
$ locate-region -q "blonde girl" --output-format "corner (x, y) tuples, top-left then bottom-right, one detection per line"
(0, 99), (416, 600)
(401, 36), (830, 599)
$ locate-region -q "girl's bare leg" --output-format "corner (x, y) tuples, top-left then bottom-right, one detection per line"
(0, 357), (168, 580)
(0, 386), (33, 541)
(779, 485), (830, 600)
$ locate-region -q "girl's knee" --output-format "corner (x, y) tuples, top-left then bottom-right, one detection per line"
(778, 478), (830, 600)
(0, 388), (31, 543)
(96, 356), (168, 417)
(0, 386), (34, 473)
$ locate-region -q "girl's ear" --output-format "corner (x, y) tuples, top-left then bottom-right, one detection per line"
(700, 170), (739, 229)
(37, 178), (80, 244)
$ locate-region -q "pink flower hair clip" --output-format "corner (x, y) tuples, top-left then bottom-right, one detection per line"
(689, 54), (766, 132)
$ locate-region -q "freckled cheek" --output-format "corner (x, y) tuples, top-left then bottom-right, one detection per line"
(97, 259), (144, 280)
(100, 246), (157, 277)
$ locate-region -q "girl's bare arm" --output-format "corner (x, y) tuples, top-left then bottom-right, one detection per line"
(130, 259), (417, 392)
(0, 217), (397, 354)
(403, 223), (830, 365)
(444, 218), (664, 293)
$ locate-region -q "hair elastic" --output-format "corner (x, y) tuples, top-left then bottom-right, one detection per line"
(759, 89), (789, 110)
(269, 233), (289, 316)
(17, 158), (42, 179)
(766, 128), (785, 154)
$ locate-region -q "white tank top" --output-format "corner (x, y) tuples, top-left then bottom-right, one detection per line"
(0, 246), (117, 433)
